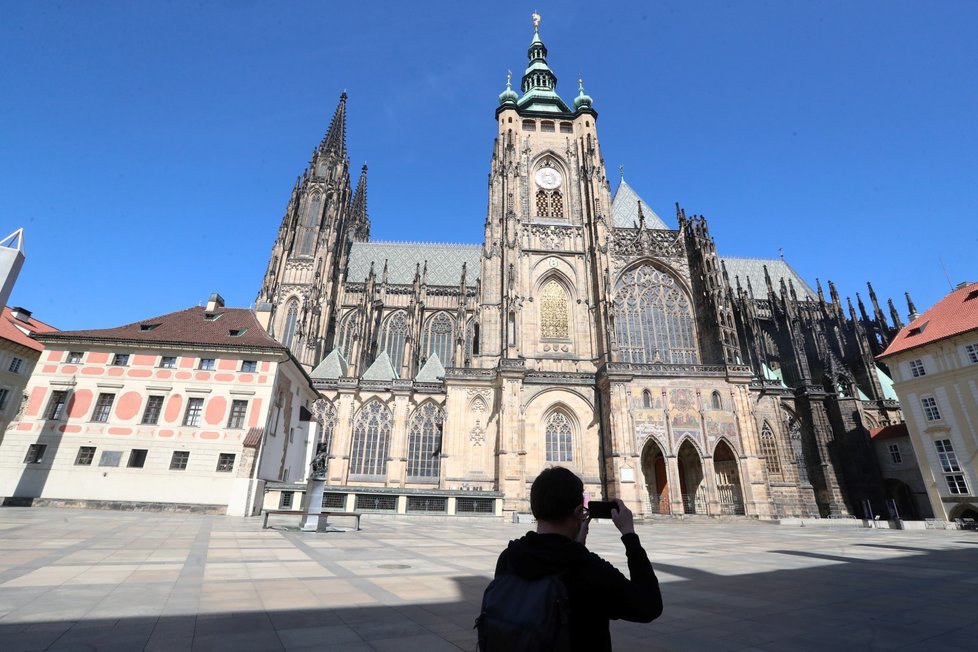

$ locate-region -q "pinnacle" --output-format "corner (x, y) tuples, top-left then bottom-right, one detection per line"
(320, 92), (348, 156)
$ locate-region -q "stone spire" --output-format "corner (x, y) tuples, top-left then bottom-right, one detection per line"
(348, 163), (370, 242)
(319, 92), (348, 156)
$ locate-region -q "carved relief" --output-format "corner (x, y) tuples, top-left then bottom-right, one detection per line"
(613, 228), (684, 258)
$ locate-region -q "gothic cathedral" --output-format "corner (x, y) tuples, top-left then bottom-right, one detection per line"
(256, 21), (909, 519)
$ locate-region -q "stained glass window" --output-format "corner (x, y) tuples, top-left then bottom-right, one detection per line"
(407, 402), (443, 481)
(282, 302), (299, 349)
(336, 309), (360, 356)
(540, 280), (568, 339)
(613, 265), (698, 364)
(545, 412), (573, 462)
(759, 421), (781, 474)
(319, 401), (338, 456)
(296, 193), (322, 256)
(422, 312), (455, 366)
(349, 400), (392, 479)
(381, 312), (408, 371)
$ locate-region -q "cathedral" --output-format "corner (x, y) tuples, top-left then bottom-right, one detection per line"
(254, 19), (910, 519)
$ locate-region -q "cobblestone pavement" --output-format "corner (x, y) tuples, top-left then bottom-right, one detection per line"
(0, 508), (976, 651)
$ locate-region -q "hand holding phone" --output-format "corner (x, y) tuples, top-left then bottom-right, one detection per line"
(587, 500), (616, 520)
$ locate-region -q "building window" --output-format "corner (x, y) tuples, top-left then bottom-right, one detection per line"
(241, 360), (257, 373)
(642, 390), (652, 408)
(541, 120), (555, 133)
(559, 121), (573, 134)
(349, 400), (393, 478)
(935, 439), (967, 494)
(522, 119), (536, 131)
(947, 474), (969, 495)
(24, 444), (47, 464)
(536, 189), (563, 218)
(282, 302), (299, 349)
(421, 312), (455, 367)
(198, 358), (215, 371)
(0, 388), (9, 410)
(921, 396), (941, 421)
(380, 312), (408, 372)
(99, 451), (122, 467)
(141, 396), (164, 425)
(966, 344), (978, 364)
(540, 279), (569, 340)
(545, 411), (573, 462)
(74, 446), (96, 466)
(169, 451), (190, 470)
(216, 453), (235, 472)
(92, 393), (115, 422)
(336, 310), (361, 356)
(407, 402), (443, 481)
(279, 491), (294, 509)
(759, 422), (782, 474)
(888, 443), (902, 464)
(909, 359), (926, 377)
(183, 398), (204, 426)
(67, 352), (83, 364)
(112, 353), (129, 367)
(9, 357), (23, 374)
(319, 400), (338, 458)
(46, 390), (69, 420)
(296, 193), (322, 256)
(614, 265), (699, 364)
(160, 356), (177, 369)
(227, 400), (248, 429)
(128, 449), (148, 468)
(711, 391), (723, 410)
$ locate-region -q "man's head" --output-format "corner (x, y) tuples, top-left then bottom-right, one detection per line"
(531, 466), (584, 523)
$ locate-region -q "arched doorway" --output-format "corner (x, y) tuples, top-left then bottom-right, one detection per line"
(714, 440), (745, 515)
(677, 440), (704, 514)
(641, 439), (669, 515)
(883, 478), (919, 520)
(949, 504), (978, 521)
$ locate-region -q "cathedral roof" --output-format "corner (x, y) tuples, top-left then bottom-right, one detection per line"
(721, 257), (817, 300)
(311, 348), (348, 379)
(612, 180), (668, 229)
(347, 241), (481, 286)
(362, 351), (397, 380)
(415, 352), (445, 382)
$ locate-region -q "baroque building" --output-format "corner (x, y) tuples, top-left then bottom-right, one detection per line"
(255, 19), (912, 520)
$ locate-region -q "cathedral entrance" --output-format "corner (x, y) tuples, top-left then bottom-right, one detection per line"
(677, 440), (704, 514)
(640, 439), (669, 515)
(713, 441), (745, 515)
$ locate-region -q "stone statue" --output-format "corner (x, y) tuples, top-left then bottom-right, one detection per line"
(310, 444), (328, 480)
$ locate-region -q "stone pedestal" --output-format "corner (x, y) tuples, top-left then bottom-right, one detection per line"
(300, 478), (325, 532)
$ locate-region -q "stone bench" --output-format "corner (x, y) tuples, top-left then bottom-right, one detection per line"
(261, 509), (362, 531)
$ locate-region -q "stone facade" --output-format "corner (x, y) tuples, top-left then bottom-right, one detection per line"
(256, 22), (910, 519)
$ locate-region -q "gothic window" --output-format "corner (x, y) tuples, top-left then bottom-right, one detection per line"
(536, 190), (550, 216)
(642, 390), (652, 408)
(380, 312), (408, 370)
(711, 391), (723, 410)
(296, 194), (322, 256)
(550, 190), (563, 217)
(540, 279), (568, 340)
(282, 302), (299, 349)
(407, 402), (443, 481)
(336, 310), (360, 356)
(349, 400), (392, 479)
(421, 312), (455, 366)
(545, 411), (573, 462)
(465, 320), (480, 359)
(613, 265), (699, 364)
(536, 189), (564, 218)
(760, 421), (782, 474)
(319, 401), (338, 456)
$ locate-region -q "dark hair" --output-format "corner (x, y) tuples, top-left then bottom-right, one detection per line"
(530, 466), (584, 522)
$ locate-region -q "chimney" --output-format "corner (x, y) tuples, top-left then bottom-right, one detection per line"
(954, 281), (972, 290)
(206, 293), (225, 312)
(10, 306), (32, 323)
(254, 301), (273, 331)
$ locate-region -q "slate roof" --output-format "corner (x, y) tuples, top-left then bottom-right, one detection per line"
(311, 348), (348, 379)
(721, 257), (817, 300)
(415, 353), (445, 382)
(612, 180), (669, 229)
(346, 241), (481, 286)
(0, 307), (57, 353)
(879, 282), (978, 358)
(34, 306), (285, 351)
(362, 351), (397, 380)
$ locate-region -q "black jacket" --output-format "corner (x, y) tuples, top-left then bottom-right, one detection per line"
(493, 531), (662, 651)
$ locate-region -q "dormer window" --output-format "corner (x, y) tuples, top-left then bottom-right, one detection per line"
(229, 328), (247, 337)
(139, 323), (159, 332)
(204, 313), (223, 321)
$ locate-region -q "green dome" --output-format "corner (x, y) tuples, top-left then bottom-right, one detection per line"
(498, 73), (518, 106)
(574, 79), (593, 110)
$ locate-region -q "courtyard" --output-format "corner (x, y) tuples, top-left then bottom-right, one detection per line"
(0, 509), (975, 651)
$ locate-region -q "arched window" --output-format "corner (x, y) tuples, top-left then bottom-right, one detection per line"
(318, 401), (338, 456)
(406, 402), (443, 481)
(613, 265), (698, 364)
(711, 391), (723, 410)
(545, 411), (573, 462)
(421, 312), (455, 366)
(296, 194), (322, 256)
(536, 189), (564, 218)
(540, 279), (568, 339)
(349, 400), (392, 479)
(759, 422), (781, 474)
(282, 302), (299, 349)
(642, 390), (652, 408)
(336, 309), (360, 357)
(465, 320), (480, 359)
(380, 312), (408, 371)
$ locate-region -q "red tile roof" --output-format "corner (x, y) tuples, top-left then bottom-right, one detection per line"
(0, 307), (58, 352)
(869, 423), (909, 441)
(34, 306), (284, 351)
(243, 427), (264, 448)
(879, 282), (978, 358)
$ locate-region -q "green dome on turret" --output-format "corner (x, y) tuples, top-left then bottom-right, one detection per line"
(498, 72), (518, 106)
(573, 78), (593, 111)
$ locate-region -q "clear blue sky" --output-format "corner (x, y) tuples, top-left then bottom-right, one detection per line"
(2, 1), (975, 330)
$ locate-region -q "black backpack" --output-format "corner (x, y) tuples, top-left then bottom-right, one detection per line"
(475, 571), (572, 651)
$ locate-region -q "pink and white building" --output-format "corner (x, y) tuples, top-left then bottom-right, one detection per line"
(0, 294), (318, 515)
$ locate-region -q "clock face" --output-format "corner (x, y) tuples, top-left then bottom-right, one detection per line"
(535, 167), (562, 190)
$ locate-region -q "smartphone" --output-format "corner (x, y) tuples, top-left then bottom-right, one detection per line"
(587, 500), (616, 519)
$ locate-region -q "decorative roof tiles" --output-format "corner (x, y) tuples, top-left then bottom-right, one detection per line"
(347, 241), (481, 286)
(611, 180), (668, 229)
(721, 257), (817, 300)
(415, 352), (445, 382)
(311, 348), (348, 379)
(362, 351), (397, 381)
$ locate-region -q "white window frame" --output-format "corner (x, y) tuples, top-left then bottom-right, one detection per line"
(966, 343), (978, 364)
(887, 443), (902, 464)
(921, 396), (941, 422)
(908, 359), (926, 377)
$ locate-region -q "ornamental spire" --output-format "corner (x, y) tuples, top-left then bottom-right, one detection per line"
(516, 13), (571, 114)
(320, 92), (348, 156)
(348, 163), (370, 242)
